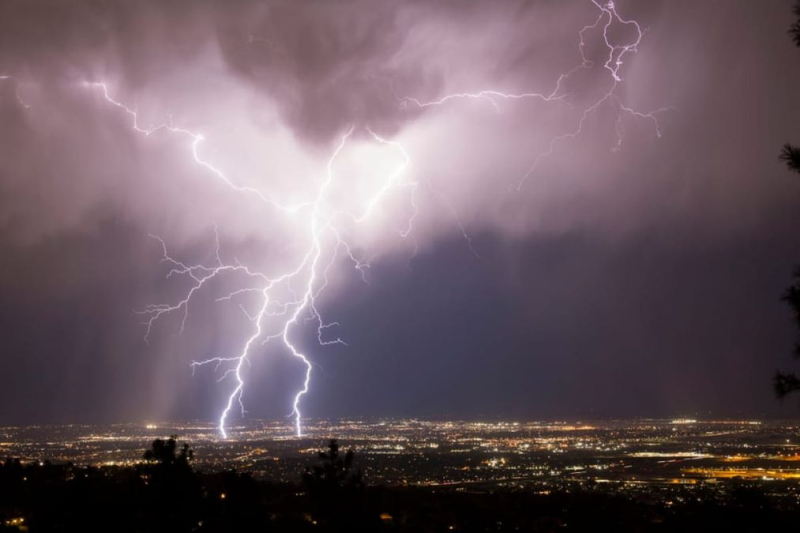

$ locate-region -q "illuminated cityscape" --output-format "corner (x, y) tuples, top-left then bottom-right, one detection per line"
(3, 418), (800, 506)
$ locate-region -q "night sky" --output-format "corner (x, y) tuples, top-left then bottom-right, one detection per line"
(1, 0), (800, 428)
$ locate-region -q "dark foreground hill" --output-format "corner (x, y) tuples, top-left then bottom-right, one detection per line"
(1, 438), (798, 533)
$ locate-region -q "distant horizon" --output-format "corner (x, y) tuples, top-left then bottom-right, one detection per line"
(6, 413), (800, 430)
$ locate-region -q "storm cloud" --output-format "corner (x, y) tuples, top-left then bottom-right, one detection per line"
(0, 0), (799, 425)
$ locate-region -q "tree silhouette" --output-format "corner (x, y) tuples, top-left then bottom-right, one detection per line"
(139, 436), (200, 531)
(781, 144), (800, 174)
(302, 439), (375, 530)
(791, 1), (800, 47)
(775, 1), (800, 399)
(142, 435), (194, 468)
(302, 439), (363, 492)
(776, 266), (800, 398)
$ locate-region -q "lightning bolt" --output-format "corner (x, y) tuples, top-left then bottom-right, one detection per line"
(1, 0), (669, 439)
(85, 81), (415, 437)
(399, 0), (674, 190)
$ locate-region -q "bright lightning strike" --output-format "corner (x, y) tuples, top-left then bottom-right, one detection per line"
(86, 80), (416, 437)
(0, 0), (670, 439)
(399, 0), (674, 190)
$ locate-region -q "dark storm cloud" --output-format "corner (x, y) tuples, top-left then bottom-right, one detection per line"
(214, 1), (416, 143)
(0, 0), (799, 424)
